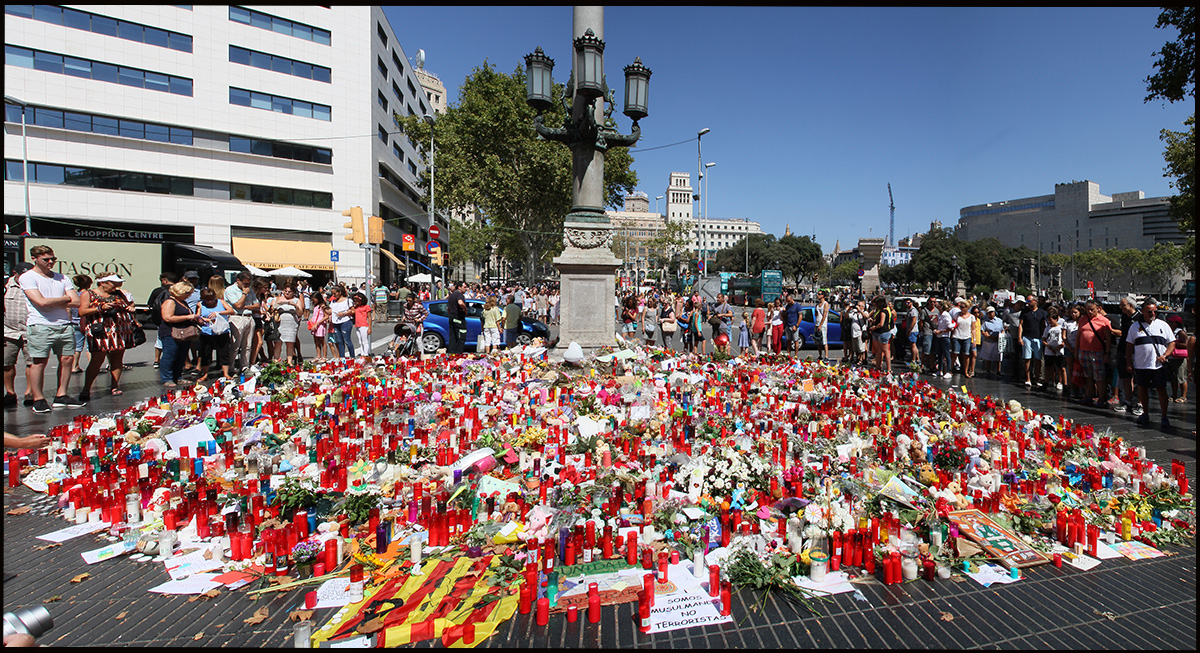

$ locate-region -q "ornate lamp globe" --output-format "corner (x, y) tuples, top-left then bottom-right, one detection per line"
(623, 57), (651, 122)
(523, 47), (555, 113)
(572, 29), (605, 99)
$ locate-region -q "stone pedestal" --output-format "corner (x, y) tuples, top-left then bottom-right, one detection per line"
(554, 219), (621, 356)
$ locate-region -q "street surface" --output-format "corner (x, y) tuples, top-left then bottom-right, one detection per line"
(3, 318), (1195, 648)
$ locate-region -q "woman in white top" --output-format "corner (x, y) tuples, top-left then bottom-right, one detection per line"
(268, 285), (305, 364)
(327, 286), (355, 358)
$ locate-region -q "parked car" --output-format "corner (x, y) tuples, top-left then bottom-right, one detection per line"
(793, 305), (843, 349)
(419, 300), (550, 354)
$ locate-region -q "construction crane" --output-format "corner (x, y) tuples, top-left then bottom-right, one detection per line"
(887, 183), (895, 247)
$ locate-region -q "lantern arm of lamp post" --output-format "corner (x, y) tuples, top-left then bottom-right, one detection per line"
(532, 77), (640, 151)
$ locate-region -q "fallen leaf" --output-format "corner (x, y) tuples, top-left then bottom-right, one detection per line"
(7, 506), (32, 516)
(33, 543), (62, 551)
(288, 609), (314, 622)
(243, 607), (269, 625)
(203, 549), (215, 560)
(43, 596), (62, 603)
(70, 573), (90, 583)
(193, 632), (204, 641)
(115, 611), (127, 621)
(357, 616), (385, 634)
(1093, 609), (1118, 622)
(939, 612), (955, 622)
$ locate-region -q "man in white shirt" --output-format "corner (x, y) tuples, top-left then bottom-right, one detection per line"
(1125, 298), (1175, 428)
(224, 271), (260, 372)
(814, 290), (830, 361)
(19, 245), (84, 412)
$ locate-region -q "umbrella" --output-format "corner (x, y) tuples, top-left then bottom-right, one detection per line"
(406, 273), (433, 283)
(265, 266), (312, 278)
(243, 265), (272, 277)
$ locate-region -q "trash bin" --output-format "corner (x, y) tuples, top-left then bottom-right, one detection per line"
(387, 301), (403, 320)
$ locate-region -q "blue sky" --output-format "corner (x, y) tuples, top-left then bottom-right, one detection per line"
(385, 6), (1191, 254)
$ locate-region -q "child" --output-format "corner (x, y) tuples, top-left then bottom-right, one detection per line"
(738, 310), (750, 354)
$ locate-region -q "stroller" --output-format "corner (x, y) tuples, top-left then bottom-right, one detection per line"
(389, 323), (420, 357)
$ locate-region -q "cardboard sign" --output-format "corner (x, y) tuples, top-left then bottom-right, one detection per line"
(948, 509), (1049, 569)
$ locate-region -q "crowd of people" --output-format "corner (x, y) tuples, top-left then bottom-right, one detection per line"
(614, 285), (1195, 429)
(2, 247), (571, 413)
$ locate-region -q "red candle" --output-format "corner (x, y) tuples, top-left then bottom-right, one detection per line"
(708, 564), (720, 597)
(588, 582), (601, 623)
(535, 597), (549, 626)
(626, 532), (638, 565)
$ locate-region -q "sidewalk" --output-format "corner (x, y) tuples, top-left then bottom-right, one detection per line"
(3, 342), (1195, 648)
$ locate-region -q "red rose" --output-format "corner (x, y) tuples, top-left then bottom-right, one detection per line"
(1047, 494), (1061, 505)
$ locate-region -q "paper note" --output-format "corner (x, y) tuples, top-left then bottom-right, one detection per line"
(147, 573), (222, 595)
(647, 564), (732, 633)
(165, 547), (225, 579)
(37, 521), (110, 543)
(312, 577), (356, 609)
(81, 541), (136, 565)
(476, 474), (521, 499)
(164, 422), (213, 453)
(1108, 540), (1165, 561)
(965, 563), (1022, 588)
(793, 570), (856, 596)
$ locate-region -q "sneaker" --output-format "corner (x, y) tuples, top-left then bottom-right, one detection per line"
(22, 396), (34, 407)
(1135, 413), (1150, 426)
(53, 395), (86, 408)
(78, 390), (90, 404)
(1024, 380), (1032, 387)
(1112, 402), (1127, 412)
(31, 399), (51, 413)
(1131, 404), (1144, 417)
(2, 394), (15, 409)
(1056, 383), (1063, 391)
(153, 361), (159, 368)
(943, 372), (952, 379)
(1161, 417), (1170, 428)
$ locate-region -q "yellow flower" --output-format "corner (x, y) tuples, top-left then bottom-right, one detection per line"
(800, 548), (812, 565)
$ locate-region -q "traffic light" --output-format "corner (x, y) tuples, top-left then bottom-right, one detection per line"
(431, 249), (442, 266)
(367, 215), (384, 245)
(342, 206), (364, 244)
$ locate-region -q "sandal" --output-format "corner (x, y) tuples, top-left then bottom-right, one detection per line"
(163, 382), (177, 388)
(111, 388), (123, 396)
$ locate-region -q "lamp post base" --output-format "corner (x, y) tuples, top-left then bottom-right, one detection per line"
(554, 245), (620, 358)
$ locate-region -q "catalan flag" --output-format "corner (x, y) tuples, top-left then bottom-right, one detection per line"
(312, 554), (519, 648)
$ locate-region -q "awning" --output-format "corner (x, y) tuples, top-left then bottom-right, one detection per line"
(231, 237), (337, 271)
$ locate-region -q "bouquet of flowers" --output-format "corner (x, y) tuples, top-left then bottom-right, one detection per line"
(802, 494), (854, 541)
(291, 539), (323, 565)
(679, 444), (776, 500)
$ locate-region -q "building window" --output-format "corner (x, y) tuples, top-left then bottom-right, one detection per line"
(6, 5), (192, 52)
(376, 21), (388, 47)
(6, 45), (192, 96)
(5, 159), (193, 196)
(228, 135), (331, 164)
(229, 6), (330, 45)
(392, 142), (403, 161)
(229, 46), (330, 82)
(377, 91), (388, 111)
(228, 181), (331, 208)
(230, 87), (330, 121)
(377, 56), (388, 79)
(378, 124), (388, 145)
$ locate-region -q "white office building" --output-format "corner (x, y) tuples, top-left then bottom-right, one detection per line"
(4, 5), (443, 285)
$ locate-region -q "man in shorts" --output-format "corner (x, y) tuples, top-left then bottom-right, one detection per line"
(814, 290), (831, 360)
(784, 294), (802, 356)
(1125, 298), (1175, 428)
(1017, 295), (1046, 388)
(19, 245), (85, 412)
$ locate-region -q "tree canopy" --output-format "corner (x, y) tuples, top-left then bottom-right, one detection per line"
(1145, 7), (1195, 272)
(398, 62), (637, 284)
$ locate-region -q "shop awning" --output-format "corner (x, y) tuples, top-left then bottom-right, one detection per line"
(231, 237), (337, 271)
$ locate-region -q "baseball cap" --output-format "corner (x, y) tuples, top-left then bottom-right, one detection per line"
(985, 306), (996, 313)
(14, 262), (33, 275)
(183, 270), (200, 279)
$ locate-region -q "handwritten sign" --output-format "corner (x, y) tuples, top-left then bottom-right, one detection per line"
(948, 509), (1049, 569)
(648, 592), (730, 633)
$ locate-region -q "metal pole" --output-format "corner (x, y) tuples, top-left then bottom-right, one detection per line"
(4, 96), (32, 235)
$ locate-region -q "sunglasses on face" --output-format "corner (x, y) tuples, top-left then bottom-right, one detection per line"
(40, 256), (57, 262)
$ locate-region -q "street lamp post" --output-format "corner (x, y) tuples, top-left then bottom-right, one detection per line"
(951, 254), (959, 296)
(423, 113), (439, 292)
(1034, 221), (1041, 298)
(4, 95), (32, 236)
(524, 6), (650, 353)
(655, 195), (663, 216)
(703, 161), (715, 275)
(696, 128), (710, 276)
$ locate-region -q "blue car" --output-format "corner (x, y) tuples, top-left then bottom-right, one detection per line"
(793, 305), (843, 349)
(419, 300), (550, 354)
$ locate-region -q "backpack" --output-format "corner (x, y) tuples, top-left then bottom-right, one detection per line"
(148, 287), (166, 325)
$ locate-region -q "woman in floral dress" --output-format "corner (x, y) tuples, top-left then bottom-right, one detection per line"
(78, 274), (137, 400)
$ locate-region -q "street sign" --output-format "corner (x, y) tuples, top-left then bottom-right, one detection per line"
(698, 261), (705, 271)
(858, 268), (864, 278)
(426, 241), (440, 254)
(429, 225), (441, 240)
(330, 250), (339, 262)
(402, 234), (415, 252)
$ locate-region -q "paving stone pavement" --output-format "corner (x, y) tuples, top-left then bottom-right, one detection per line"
(3, 346), (1195, 648)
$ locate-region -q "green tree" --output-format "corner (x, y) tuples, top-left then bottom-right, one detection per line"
(1144, 7), (1195, 104)
(1160, 116), (1195, 270)
(1145, 7), (1195, 272)
(778, 235), (823, 283)
(399, 63), (637, 285)
(831, 259), (861, 284)
(1136, 242), (1185, 297)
